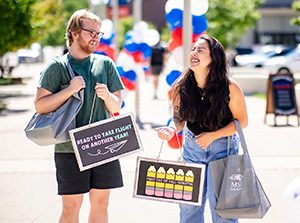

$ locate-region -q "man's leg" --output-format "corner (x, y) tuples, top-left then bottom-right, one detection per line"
(59, 194), (84, 223)
(88, 189), (111, 223)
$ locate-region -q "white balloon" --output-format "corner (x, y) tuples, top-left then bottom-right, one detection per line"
(191, 0), (209, 16)
(133, 21), (148, 32)
(144, 29), (160, 46)
(172, 46), (184, 66)
(166, 56), (183, 74)
(116, 51), (136, 70)
(131, 30), (144, 43)
(101, 19), (114, 39)
(165, 0), (183, 14)
(283, 177), (300, 223)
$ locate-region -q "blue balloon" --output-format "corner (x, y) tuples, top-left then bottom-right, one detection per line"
(124, 70), (137, 81)
(139, 43), (152, 59)
(124, 42), (138, 52)
(165, 8), (183, 31)
(166, 70), (181, 86)
(121, 100), (125, 108)
(116, 66), (125, 76)
(192, 14), (208, 34)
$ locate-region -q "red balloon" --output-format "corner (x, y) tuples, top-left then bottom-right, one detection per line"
(124, 49), (145, 63)
(168, 27), (183, 52)
(96, 43), (116, 60)
(121, 76), (136, 91)
(192, 31), (207, 43)
(168, 133), (183, 149)
(167, 88), (173, 101)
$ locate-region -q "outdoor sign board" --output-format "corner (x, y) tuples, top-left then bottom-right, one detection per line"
(265, 73), (299, 126)
(271, 74), (296, 115)
(69, 113), (142, 171)
(133, 157), (206, 206)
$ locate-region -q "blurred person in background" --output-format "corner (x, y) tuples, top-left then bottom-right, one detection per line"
(150, 40), (168, 99)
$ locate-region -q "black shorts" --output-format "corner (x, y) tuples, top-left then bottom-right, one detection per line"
(151, 66), (163, 76)
(55, 153), (123, 195)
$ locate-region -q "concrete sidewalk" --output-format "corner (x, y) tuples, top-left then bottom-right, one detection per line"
(1, 62), (300, 223)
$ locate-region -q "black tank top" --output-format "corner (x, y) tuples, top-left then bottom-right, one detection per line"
(186, 86), (233, 135)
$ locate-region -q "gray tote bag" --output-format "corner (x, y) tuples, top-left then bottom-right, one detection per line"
(209, 120), (271, 219)
(24, 60), (83, 146)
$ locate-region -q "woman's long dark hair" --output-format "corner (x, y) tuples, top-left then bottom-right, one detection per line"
(172, 34), (230, 130)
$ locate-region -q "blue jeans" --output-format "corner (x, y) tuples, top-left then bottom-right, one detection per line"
(179, 129), (239, 223)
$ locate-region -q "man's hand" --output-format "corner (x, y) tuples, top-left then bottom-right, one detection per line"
(69, 76), (85, 93)
(95, 82), (110, 101)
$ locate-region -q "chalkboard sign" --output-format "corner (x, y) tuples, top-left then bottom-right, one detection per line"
(69, 113), (142, 171)
(271, 75), (296, 115)
(133, 157), (206, 206)
(265, 73), (299, 126)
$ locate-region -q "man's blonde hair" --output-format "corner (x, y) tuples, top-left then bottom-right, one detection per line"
(65, 9), (102, 47)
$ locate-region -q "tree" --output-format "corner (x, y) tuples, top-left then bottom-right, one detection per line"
(0, 0), (37, 56)
(206, 0), (262, 49)
(291, 0), (300, 26)
(33, 0), (89, 46)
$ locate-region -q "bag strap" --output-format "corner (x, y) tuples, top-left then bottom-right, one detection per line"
(156, 130), (183, 161)
(66, 60), (76, 78)
(233, 120), (250, 157)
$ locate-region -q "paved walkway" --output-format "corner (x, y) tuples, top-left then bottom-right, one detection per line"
(1, 57), (300, 222)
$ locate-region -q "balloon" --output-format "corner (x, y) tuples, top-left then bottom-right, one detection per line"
(121, 100), (125, 108)
(144, 29), (160, 47)
(133, 21), (149, 32)
(165, 0), (183, 14)
(123, 70), (137, 81)
(116, 51), (136, 70)
(191, 0), (209, 16)
(166, 70), (181, 86)
(95, 43), (115, 59)
(117, 66), (125, 76)
(139, 43), (152, 59)
(101, 19), (114, 39)
(130, 50), (145, 63)
(172, 46), (184, 66)
(192, 14), (208, 35)
(124, 41), (138, 52)
(121, 76), (136, 90)
(167, 132), (183, 149)
(167, 88), (173, 100)
(168, 27), (182, 52)
(165, 8), (183, 31)
(283, 177), (300, 223)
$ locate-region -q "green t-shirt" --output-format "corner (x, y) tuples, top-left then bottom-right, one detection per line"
(39, 53), (124, 153)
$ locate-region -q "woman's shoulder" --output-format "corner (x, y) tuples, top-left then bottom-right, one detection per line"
(228, 77), (243, 94)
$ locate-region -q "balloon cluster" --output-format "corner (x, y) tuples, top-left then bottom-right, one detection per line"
(164, 0), (209, 149)
(116, 21), (160, 91)
(95, 19), (116, 60)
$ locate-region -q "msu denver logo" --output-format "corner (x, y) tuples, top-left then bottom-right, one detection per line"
(229, 174), (244, 191)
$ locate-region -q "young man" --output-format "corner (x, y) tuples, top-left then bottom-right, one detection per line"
(34, 9), (124, 223)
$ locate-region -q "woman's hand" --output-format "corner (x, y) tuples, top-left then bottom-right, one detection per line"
(155, 126), (176, 141)
(195, 132), (216, 149)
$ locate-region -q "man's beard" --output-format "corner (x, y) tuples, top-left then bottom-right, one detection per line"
(78, 35), (97, 54)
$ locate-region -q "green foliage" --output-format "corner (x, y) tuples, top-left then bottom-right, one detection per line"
(117, 17), (134, 50)
(35, 0), (89, 46)
(0, 0), (37, 56)
(291, 0), (300, 26)
(206, 0), (262, 48)
(160, 25), (170, 43)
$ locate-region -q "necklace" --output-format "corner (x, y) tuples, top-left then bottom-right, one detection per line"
(198, 88), (206, 100)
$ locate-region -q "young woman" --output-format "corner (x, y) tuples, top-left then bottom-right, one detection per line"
(156, 35), (248, 223)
